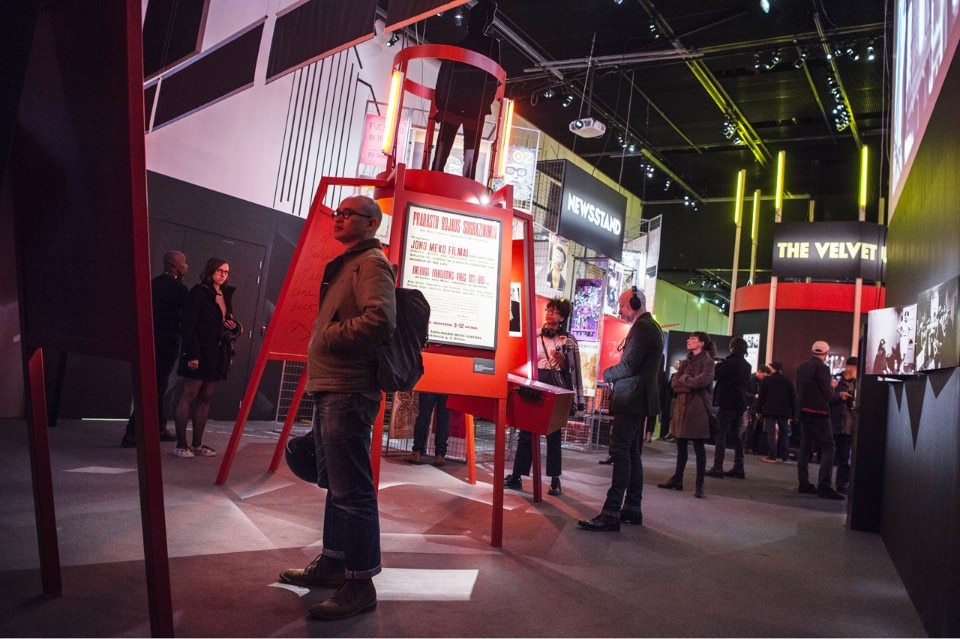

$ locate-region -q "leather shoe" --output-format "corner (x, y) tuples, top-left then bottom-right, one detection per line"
(577, 515), (620, 532)
(657, 478), (683, 491)
(159, 429), (177, 442)
(598, 455), (613, 465)
(705, 469), (725, 478)
(405, 451), (422, 465)
(723, 468), (745, 479)
(504, 475), (522, 490)
(432, 455), (445, 467)
(798, 482), (818, 494)
(619, 509), (643, 525)
(695, 486), (705, 499)
(548, 477), (562, 496)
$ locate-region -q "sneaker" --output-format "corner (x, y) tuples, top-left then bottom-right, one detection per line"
(173, 447), (194, 459)
(761, 457), (778, 464)
(192, 444), (216, 457)
(504, 475), (522, 490)
(548, 477), (561, 496)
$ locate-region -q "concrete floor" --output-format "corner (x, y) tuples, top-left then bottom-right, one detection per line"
(0, 417), (926, 637)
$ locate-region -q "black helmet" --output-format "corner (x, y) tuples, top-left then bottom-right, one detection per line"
(285, 432), (318, 484)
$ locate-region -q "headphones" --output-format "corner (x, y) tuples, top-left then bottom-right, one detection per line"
(541, 325), (567, 338)
(628, 286), (643, 311)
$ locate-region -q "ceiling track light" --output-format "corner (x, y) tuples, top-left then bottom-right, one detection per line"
(562, 94), (574, 107)
(386, 33), (399, 47)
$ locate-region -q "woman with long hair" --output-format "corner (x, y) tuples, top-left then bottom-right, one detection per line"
(658, 332), (716, 498)
(173, 257), (242, 458)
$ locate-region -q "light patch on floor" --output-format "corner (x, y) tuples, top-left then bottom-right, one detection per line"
(64, 466), (136, 474)
(381, 532), (500, 555)
(269, 582), (310, 597)
(374, 567), (478, 601)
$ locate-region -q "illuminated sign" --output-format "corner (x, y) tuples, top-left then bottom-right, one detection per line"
(557, 161), (626, 262)
(771, 221), (887, 281)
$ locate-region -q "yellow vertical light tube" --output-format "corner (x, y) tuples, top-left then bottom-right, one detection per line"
(381, 70), (404, 155)
(858, 144), (869, 219)
(493, 99), (515, 178)
(728, 170), (746, 334)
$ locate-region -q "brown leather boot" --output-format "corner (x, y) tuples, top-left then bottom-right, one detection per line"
(308, 578), (377, 620)
(279, 553), (346, 589)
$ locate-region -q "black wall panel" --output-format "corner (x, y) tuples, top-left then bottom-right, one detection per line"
(142, 0), (207, 78)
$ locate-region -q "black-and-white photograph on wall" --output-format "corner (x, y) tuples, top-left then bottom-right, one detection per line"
(509, 282), (521, 336)
(866, 304), (917, 375)
(915, 275), (959, 371)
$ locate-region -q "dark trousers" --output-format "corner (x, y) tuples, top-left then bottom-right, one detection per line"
(711, 408), (745, 471)
(125, 340), (178, 437)
(835, 432), (853, 490)
(412, 393), (451, 457)
(673, 438), (706, 488)
(797, 413), (836, 490)
(601, 412), (644, 518)
(513, 429), (562, 478)
(763, 416), (791, 461)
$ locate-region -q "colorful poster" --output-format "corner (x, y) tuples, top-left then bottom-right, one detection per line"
(570, 278), (603, 342)
(401, 203), (502, 350)
(577, 340), (600, 397)
(542, 233), (570, 298)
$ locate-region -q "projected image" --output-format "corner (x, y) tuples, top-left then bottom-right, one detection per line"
(865, 304), (917, 375)
(916, 276), (959, 372)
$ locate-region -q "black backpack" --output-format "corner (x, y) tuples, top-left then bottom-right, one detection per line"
(377, 287), (430, 392)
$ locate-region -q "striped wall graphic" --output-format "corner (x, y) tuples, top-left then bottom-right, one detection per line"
(273, 49), (363, 218)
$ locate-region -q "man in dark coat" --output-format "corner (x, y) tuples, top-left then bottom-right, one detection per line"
(578, 287), (663, 532)
(121, 250), (188, 447)
(756, 360), (796, 463)
(707, 336), (752, 479)
(796, 340), (844, 500)
(431, 0), (501, 179)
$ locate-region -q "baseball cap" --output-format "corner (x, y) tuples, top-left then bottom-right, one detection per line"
(812, 340), (830, 355)
(846, 356), (859, 366)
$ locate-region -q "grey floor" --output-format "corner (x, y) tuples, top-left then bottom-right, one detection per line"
(0, 417), (926, 638)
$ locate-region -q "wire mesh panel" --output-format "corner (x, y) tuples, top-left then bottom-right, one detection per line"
(274, 361), (314, 436)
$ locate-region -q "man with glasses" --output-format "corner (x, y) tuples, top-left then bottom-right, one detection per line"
(279, 195), (397, 620)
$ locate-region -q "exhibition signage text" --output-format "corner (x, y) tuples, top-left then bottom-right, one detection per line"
(771, 221), (887, 282)
(557, 161), (626, 262)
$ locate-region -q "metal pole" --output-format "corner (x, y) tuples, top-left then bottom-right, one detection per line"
(728, 170), (746, 334)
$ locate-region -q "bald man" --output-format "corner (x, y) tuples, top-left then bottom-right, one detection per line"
(121, 250), (188, 447)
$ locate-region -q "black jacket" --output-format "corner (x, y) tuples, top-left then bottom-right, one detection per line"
(796, 356), (833, 415)
(602, 312), (663, 417)
(756, 371), (797, 419)
(178, 283), (241, 380)
(713, 353), (752, 411)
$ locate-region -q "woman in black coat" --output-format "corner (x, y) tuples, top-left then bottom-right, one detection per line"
(173, 257), (242, 458)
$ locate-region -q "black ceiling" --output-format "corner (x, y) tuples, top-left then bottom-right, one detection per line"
(395, 0), (893, 301)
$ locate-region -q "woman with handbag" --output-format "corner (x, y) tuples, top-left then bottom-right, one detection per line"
(658, 332), (716, 498)
(173, 257), (242, 459)
(504, 297), (584, 496)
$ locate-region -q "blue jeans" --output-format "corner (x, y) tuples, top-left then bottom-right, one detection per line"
(312, 392), (382, 579)
(412, 393), (450, 457)
(601, 412), (644, 518)
(797, 412), (836, 490)
(763, 416), (791, 461)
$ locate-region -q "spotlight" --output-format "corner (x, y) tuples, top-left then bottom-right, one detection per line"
(386, 33), (399, 47)
(562, 94), (574, 107)
(760, 0), (771, 13)
(866, 41), (876, 61)
(543, 87), (556, 99)
(663, 179), (671, 190)
(453, 9), (464, 27)
(614, 0), (623, 4)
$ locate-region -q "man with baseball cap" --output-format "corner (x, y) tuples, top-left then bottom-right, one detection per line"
(795, 340), (844, 499)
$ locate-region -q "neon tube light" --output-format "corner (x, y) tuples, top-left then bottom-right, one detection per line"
(381, 70), (404, 155)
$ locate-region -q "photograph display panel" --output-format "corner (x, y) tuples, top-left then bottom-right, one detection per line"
(916, 276), (959, 371)
(570, 278), (602, 342)
(865, 304), (917, 375)
(400, 203), (502, 350)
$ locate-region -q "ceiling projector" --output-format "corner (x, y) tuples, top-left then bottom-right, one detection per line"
(569, 118), (606, 138)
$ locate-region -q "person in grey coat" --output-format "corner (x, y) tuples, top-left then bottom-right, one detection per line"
(658, 332), (716, 499)
(577, 287), (663, 531)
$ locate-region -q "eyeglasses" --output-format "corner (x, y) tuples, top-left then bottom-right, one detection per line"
(333, 208), (373, 220)
(215, 268), (230, 275)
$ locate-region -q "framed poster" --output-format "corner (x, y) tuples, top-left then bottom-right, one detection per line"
(570, 278), (603, 342)
(865, 305), (917, 375)
(604, 264), (623, 316)
(400, 203), (503, 350)
(916, 276), (959, 371)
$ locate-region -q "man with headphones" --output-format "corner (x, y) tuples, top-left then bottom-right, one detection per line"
(578, 287), (663, 531)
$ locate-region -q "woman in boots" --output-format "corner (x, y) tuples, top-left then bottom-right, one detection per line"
(658, 332), (716, 498)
